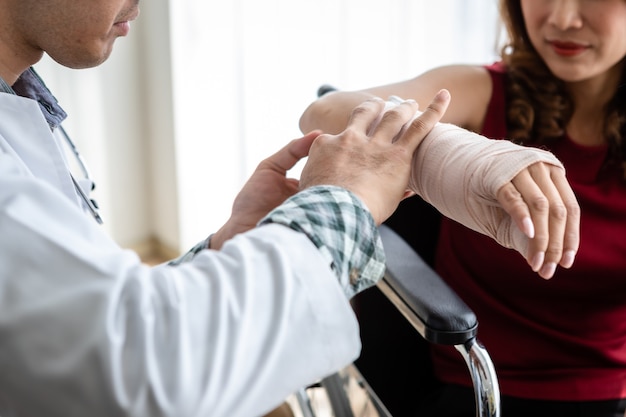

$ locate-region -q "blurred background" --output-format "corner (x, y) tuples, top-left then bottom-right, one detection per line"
(35, 0), (500, 259)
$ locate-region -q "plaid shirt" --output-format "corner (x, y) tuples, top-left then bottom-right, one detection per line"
(176, 186), (386, 299)
(260, 186), (385, 298)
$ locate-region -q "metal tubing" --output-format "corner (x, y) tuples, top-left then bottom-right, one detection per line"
(455, 339), (501, 417)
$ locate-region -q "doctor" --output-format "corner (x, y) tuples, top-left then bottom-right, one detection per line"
(0, 0), (580, 416)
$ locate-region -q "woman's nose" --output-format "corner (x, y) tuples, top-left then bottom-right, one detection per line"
(548, 0), (583, 30)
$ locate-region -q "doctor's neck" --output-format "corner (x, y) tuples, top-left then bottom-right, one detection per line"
(0, 43), (41, 86)
(0, 66), (20, 87)
(0, 59), (25, 86)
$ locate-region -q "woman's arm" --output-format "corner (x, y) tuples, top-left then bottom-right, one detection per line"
(299, 67), (581, 279)
(299, 64), (492, 134)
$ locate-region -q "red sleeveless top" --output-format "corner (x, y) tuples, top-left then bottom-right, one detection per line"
(431, 63), (626, 401)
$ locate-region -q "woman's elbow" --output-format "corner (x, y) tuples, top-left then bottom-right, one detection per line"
(299, 95), (349, 135)
(298, 100), (319, 134)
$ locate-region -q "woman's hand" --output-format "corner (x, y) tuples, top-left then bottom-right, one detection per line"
(497, 162), (580, 279)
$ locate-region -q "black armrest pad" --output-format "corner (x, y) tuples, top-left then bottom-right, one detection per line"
(378, 224), (477, 345)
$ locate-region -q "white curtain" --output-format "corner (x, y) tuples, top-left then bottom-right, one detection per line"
(35, 0), (500, 254)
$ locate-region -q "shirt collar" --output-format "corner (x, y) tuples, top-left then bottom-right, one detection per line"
(0, 67), (68, 129)
(0, 76), (14, 94)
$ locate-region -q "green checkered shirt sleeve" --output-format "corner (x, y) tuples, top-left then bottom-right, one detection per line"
(168, 235), (212, 266)
(259, 185), (386, 298)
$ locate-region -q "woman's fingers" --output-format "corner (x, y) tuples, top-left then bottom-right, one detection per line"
(551, 171), (580, 268)
(524, 164), (579, 277)
(497, 181), (535, 238)
(500, 163), (580, 279)
(501, 170), (554, 274)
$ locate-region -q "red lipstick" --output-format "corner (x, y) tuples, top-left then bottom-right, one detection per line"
(549, 40), (589, 57)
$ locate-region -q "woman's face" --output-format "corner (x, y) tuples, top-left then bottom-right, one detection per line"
(520, 0), (626, 83)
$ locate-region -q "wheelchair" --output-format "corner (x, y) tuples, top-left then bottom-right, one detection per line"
(288, 198), (500, 417)
(289, 85), (501, 416)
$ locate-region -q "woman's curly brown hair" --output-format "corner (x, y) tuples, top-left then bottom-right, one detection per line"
(499, 0), (626, 178)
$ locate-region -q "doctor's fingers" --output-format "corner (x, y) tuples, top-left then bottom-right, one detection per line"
(366, 98), (419, 141)
(258, 130), (321, 174)
(391, 89), (450, 151)
(344, 97), (387, 135)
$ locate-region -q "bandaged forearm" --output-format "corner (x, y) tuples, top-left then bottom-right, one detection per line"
(409, 122), (564, 256)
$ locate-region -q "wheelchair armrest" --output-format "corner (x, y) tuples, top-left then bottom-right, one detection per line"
(317, 84), (338, 97)
(377, 224), (477, 345)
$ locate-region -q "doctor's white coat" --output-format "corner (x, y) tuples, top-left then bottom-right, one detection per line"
(0, 92), (361, 416)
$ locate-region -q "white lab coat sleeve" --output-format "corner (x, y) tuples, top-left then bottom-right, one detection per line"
(0, 151), (361, 417)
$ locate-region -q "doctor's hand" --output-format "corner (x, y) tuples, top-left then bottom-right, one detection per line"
(299, 90), (450, 225)
(210, 131), (320, 250)
(497, 161), (580, 279)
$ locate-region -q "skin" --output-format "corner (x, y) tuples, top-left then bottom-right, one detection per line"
(0, 5), (453, 416)
(294, 0), (626, 279)
(300, 71), (580, 279)
(522, 0), (626, 147)
(522, 0), (626, 84)
(0, 0), (451, 252)
(212, 93), (451, 249)
(0, 0), (140, 84)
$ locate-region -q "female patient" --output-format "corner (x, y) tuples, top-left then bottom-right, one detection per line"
(299, 0), (626, 415)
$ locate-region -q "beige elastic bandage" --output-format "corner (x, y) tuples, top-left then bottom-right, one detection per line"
(385, 98), (565, 257)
